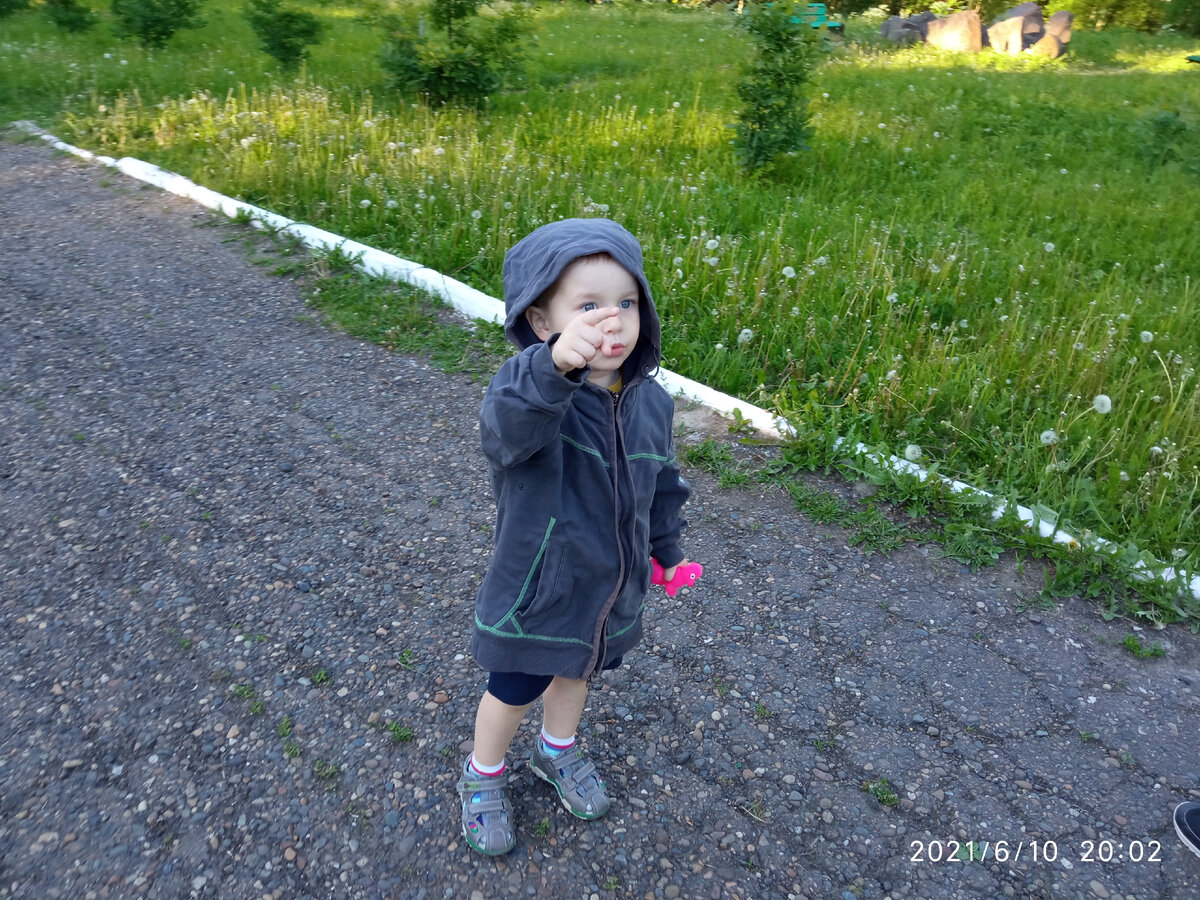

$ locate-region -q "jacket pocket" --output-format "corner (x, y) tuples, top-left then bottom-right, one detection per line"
(516, 540), (569, 631)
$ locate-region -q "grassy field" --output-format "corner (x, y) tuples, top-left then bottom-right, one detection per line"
(4, 2), (1199, 596)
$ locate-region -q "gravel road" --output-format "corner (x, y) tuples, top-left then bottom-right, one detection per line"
(2, 134), (1198, 900)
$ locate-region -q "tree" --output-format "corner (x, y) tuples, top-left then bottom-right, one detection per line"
(245, 0), (324, 71)
(110, 0), (205, 48)
(733, 2), (822, 172)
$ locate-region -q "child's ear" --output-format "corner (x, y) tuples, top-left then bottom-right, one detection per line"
(525, 305), (552, 341)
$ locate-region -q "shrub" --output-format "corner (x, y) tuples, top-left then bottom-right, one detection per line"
(1047, 0), (1167, 30)
(45, 0), (99, 30)
(0, 0), (31, 17)
(244, 0), (324, 70)
(380, 2), (532, 107)
(110, 0), (205, 48)
(733, 2), (822, 172)
(1166, 0), (1200, 34)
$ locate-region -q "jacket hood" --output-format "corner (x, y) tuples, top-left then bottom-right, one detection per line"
(502, 218), (661, 380)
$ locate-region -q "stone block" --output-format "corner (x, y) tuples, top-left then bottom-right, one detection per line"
(925, 10), (983, 53)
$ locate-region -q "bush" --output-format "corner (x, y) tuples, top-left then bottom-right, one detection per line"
(1047, 0), (1166, 30)
(1165, 0), (1200, 34)
(0, 0), (31, 17)
(110, 0), (205, 48)
(380, 2), (532, 107)
(733, 2), (822, 172)
(244, 0), (324, 70)
(45, 0), (99, 30)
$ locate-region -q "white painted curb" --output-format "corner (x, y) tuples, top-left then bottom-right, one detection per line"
(16, 121), (1197, 605)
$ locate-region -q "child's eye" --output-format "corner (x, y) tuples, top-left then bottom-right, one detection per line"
(620, 299), (635, 309)
(582, 302), (598, 312)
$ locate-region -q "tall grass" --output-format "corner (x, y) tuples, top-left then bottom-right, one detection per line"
(5, 2), (1199, 569)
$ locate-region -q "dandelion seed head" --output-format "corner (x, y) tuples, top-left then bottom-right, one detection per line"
(1040, 429), (1059, 446)
(1093, 394), (1112, 414)
(737, 328), (754, 346)
(904, 444), (922, 462)
(782, 266), (796, 279)
(1140, 331), (1154, 343)
(705, 239), (719, 251)
(1044, 242), (1055, 252)
(359, 199), (371, 208)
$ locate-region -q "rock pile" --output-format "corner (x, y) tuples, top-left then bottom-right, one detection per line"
(881, 3), (1072, 59)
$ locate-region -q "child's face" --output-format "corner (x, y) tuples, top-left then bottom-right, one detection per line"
(525, 256), (641, 388)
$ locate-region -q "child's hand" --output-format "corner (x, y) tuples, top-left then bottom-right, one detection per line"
(551, 306), (621, 374)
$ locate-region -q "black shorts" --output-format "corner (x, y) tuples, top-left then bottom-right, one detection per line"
(487, 656), (624, 707)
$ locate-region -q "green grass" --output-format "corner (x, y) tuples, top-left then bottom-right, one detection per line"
(4, 2), (1199, 609)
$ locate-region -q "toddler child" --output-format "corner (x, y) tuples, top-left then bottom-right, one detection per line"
(458, 218), (692, 855)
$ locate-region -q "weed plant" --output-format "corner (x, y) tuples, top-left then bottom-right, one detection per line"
(3, 3), (1199, 586)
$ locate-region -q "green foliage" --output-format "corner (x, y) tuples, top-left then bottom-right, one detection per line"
(430, 0), (482, 38)
(244, 0), (324, 70)
(110, 0), (205, 48)
(1121, 633), (1166, 657)
(862, 777), (899, 806)
(45, 0), (99, 30)
(733, 2), (821, 171)
(1166, 0), (1200, 34)
(1047, 0), (1166, 30)
(380, 2), (532, 107)
(0, 0), (30, 15)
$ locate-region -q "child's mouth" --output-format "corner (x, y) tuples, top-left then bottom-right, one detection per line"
(607, 344), (624, 357)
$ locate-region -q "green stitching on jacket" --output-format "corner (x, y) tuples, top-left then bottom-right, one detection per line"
(493, 517), (556, 630)
(627, 452), (671, 462)
(561, 434), (609, 465)
(606, 601), (646, 640)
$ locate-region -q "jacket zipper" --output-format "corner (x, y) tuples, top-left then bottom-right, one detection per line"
(588, 385), (629, 677)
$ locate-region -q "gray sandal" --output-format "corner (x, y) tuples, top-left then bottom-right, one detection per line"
(528, 742), (611, 820)
(457, 758), (516, 856)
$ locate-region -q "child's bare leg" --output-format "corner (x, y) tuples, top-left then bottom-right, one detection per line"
(471, 691), (534, 767)
(541, 675), (589, 738)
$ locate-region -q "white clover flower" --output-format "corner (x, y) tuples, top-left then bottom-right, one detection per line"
(1092, 394), (1112, 414)
(1140, 331), (1154, 343)
(705, 239), (720, 251)
(1044, 242), (1055, 252)
(1040, 429), (1059, 446)
(737, 328), (754, 346)
(904, 444), (922, 462)
(782, 266), (796, 279)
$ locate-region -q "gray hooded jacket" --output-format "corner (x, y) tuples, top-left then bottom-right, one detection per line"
(471, 219), (690, 680)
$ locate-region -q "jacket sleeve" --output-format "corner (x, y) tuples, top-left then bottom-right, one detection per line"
(480, 340), (584, 470)
(648, 432), (690, 568)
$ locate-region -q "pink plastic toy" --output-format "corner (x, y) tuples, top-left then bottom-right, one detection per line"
(651, 559), (704, 597)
